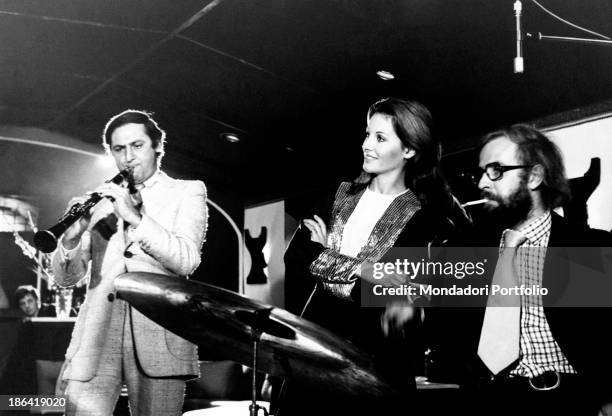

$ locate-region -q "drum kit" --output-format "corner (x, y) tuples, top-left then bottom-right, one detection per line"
(114, 272), (397, 415)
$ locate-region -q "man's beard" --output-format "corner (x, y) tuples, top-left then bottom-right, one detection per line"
(482, 180), (532, 229)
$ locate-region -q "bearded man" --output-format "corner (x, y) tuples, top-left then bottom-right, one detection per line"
(446, 125), (612, 415)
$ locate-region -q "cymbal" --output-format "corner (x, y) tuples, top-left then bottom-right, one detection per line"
(115, 272), (394, 397)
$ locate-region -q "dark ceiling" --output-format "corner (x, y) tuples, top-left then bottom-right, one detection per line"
(1, 0), (611, 204)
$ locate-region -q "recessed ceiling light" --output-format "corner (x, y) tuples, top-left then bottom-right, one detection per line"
(220, 133), (240, 143)
(376, 70), (395, 80)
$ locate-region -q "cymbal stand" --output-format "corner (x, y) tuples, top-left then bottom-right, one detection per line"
(249, 313), (269, 416)
(272, 285), (318, 416)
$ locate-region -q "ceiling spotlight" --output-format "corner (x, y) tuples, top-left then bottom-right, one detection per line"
(220, 133), (240, 143)
(376, 70), (395, 81)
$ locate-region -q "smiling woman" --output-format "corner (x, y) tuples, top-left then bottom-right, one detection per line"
(283, 97), (470, 414)
(362, 113), (416, 180)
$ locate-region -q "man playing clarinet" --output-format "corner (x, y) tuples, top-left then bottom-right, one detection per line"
(52, 110), (208, 416)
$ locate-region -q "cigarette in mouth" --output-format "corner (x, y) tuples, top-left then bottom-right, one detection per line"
(461, 198), (488, 207)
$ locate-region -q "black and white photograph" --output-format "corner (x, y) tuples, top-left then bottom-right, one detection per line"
(0, 1), (611, 415)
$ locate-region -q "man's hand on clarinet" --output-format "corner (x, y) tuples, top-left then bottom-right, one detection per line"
(61, 196), (93, 249)
(95, 182), (142, 227)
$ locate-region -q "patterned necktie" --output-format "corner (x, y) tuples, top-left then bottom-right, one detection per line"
(477, 229), (526, 375)
(123, 183), (145, 256)
(132, 183), (145, 211)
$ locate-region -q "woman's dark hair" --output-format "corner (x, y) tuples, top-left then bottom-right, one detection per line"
(102, 109), (166, 161)
(352, 97), (453, 214)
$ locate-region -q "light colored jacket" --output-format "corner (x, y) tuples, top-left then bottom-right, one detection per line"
(52, 171), (207, 381)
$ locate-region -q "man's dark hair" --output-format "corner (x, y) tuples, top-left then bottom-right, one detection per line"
(480, 124), (571, 209)
(102, 109), (166, 160)
(15, 285), (39, 303)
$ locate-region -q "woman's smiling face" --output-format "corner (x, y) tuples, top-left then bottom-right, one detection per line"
(362, 113), (414, 176)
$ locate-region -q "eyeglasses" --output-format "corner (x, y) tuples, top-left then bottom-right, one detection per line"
(477, 162), (532, 181)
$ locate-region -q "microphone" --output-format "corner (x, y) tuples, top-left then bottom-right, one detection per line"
(514, 0), (524, 73)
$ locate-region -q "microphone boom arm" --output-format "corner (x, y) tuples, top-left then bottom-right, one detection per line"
(529, 32), (612, 47)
